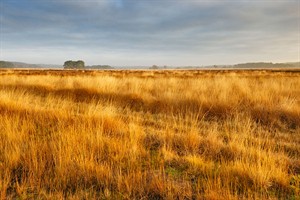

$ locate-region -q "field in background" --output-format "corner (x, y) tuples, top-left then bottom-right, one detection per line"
(0, 69), (299, 199)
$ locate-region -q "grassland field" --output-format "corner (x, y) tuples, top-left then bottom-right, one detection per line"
(0, 69), (299, 199)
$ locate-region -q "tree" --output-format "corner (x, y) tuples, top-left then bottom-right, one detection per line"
(149, 65), (159, 69)
(63, 60), (85, 69)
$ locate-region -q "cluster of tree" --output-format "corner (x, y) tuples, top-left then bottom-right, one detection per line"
(63, 60), (85, 69)
(0, 61), (14, 68)
(63, 61), (115, 69)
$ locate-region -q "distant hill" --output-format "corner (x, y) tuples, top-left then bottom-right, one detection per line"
(233, 62), (298, 69)
(11, 62), (41, 68)
(0, 61), (62, 68)
(0, 61), (15, 68)
(286, 62), (300, 68)
(174, 62), (300, 69)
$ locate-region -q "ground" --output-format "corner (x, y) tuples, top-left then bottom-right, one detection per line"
(0, 69), (299, 199)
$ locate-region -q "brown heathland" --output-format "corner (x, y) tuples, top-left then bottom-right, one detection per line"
(0, 69), (299, 199)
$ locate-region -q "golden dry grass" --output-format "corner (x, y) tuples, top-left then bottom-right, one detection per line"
(0, 69), (299, 199)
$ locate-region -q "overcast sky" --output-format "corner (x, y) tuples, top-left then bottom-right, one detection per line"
(0, 0), (299, 66)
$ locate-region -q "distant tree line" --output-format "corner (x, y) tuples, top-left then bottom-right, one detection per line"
(233, 62), (295, 69)
(149, 65), (168, 69)
(63, 60), (115, 69)
(86, 65), (114, 69)
(0, 61), (59, 68)
(0, 61), (14, 68)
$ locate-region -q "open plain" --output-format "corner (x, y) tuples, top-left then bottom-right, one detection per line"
(0, 69), (299, 199)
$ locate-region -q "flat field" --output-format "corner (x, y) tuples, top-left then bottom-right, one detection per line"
(0, 69), (299, 199)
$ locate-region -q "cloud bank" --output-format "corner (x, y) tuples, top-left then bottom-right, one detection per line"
(0, 0), (298, 65)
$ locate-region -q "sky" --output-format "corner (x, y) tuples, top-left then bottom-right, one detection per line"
(0, 0), (299, 66)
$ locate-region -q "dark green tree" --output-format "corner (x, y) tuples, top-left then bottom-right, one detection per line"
(75, 60), (85, 69)
(63, 60), (85, 69)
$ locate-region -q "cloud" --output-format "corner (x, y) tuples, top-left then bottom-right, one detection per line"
(0, 0), (298, 65)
